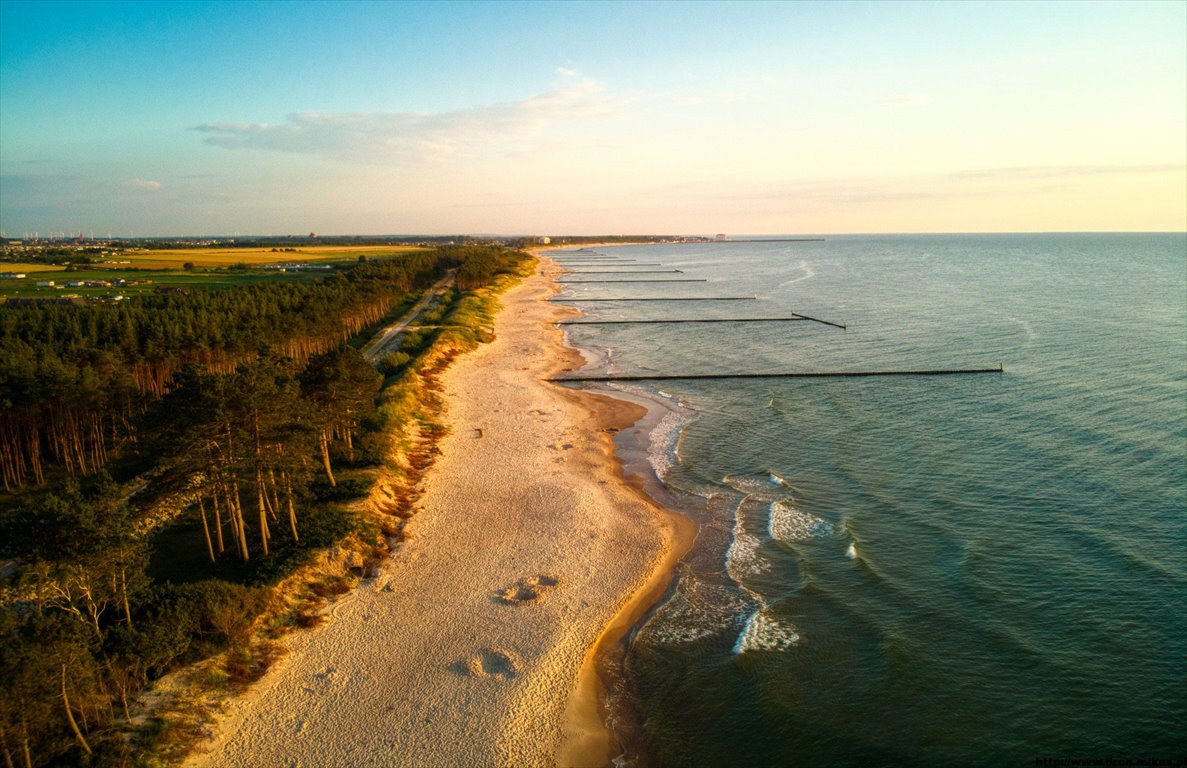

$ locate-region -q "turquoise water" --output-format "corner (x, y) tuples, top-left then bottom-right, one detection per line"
(552, 234), (1187, 766)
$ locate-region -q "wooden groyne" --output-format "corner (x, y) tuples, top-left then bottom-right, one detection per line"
(696, 238), (825, 244)
(790, 312), (847, 330)
(560, 269), (684, 274)
(554, 263), (666, 267)
(548, 296), (758, 303)
(557, 314), (846, 329)
(557, 317), (811, 326)
(555, 278), (708, 284)
(550, 365), (1004, 382)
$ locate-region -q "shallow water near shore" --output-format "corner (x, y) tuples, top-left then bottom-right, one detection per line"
(552, 234), (1187, 766)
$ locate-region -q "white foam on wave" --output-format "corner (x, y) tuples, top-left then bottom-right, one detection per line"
(734, 609), (801, 654)
(723, 472), (794, 501)
(646, 408), (693, 481)
(724, 495), (822, 654)
(776, 260), (816, 288)
(725, 523), (770, 582)
(846, 542), (858, 559)
(638, 575), (749, 646)
(769, 499), (833, 543)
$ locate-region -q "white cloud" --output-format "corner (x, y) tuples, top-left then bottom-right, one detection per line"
(195, 80), (627, 165)
(555, 66), (578, 78)
(129, 178), (162, 190)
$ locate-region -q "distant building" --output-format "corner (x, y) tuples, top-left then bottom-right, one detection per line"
(0, 272), (26, 279)
(35, 279), (55, 287)
(537, 236), (551, 245)
(714, 233), (728, 241)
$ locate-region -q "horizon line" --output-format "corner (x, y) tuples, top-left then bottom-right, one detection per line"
(3, 229), (1184, 240)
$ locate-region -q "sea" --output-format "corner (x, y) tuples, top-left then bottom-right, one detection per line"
(550, 233), (1187, 767)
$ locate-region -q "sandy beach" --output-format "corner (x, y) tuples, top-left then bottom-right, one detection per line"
(184, 256), (684, 767)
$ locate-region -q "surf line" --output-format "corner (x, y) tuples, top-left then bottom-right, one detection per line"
(550, 366), (1005, 382)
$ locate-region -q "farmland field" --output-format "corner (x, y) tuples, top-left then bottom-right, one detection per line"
(0, 245), (431, 298)
(102, 244), (430, 269)
(0, 262), (66, 273)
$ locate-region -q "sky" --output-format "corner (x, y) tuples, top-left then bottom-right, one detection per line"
(1, 0), (1184, 236)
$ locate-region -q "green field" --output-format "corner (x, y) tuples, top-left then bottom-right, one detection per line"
(0, 245), (431, 299)
(0, 268), (327, 299)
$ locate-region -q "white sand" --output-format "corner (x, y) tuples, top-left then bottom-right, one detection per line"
(184, 261), (675, 768)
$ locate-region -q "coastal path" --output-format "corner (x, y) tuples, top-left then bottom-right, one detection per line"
(360, 269), (456, 365)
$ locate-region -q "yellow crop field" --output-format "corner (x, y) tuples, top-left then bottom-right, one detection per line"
(0, 262), (66, 273)
(113, 244), (429, 269)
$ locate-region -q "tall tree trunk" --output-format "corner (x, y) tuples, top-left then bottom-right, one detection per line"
(267, 468), (283, 522)
(228, 483), (249, 561)
(284, 471), (299, 542)
(212, 493), (225, 554)
(256, 469), (270, 556)
(119, 567), (133, 628)
(68, 412), (89, 476)
(319, 430), (336, 487)
(61, 665), (91, 756)
(236, 488), (250, 561)
(26, 422), (42, 485)
(0, 724), (14, 768)
(20, 719), (31, 768)
(223, 486), (241, 558)
(198, 497), (216, 562)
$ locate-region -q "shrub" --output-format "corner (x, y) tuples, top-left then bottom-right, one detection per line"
(379, 351), (411, 376)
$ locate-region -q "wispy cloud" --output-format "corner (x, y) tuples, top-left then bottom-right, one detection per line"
(951, 164), (1183, 180)
(195, 79), (627, 164)
(702, 163), (1187, 206)
(129, 178), (162, 191)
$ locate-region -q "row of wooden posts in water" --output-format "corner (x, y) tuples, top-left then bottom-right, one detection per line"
(547, 250), (1001, 381)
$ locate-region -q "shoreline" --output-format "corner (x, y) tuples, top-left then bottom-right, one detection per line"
(544, 248), (699, 765)
(182, 250), (690, 768)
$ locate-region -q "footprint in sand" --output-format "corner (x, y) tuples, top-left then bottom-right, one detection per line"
(451, 648), (522, 679)
(495, 574), (560, 605)
(305, 666), (345, 694)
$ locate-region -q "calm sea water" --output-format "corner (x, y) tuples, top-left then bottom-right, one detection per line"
(552, 234), (1187, 767)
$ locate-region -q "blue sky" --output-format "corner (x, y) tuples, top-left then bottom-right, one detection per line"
(1, 0), (1184, 235)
